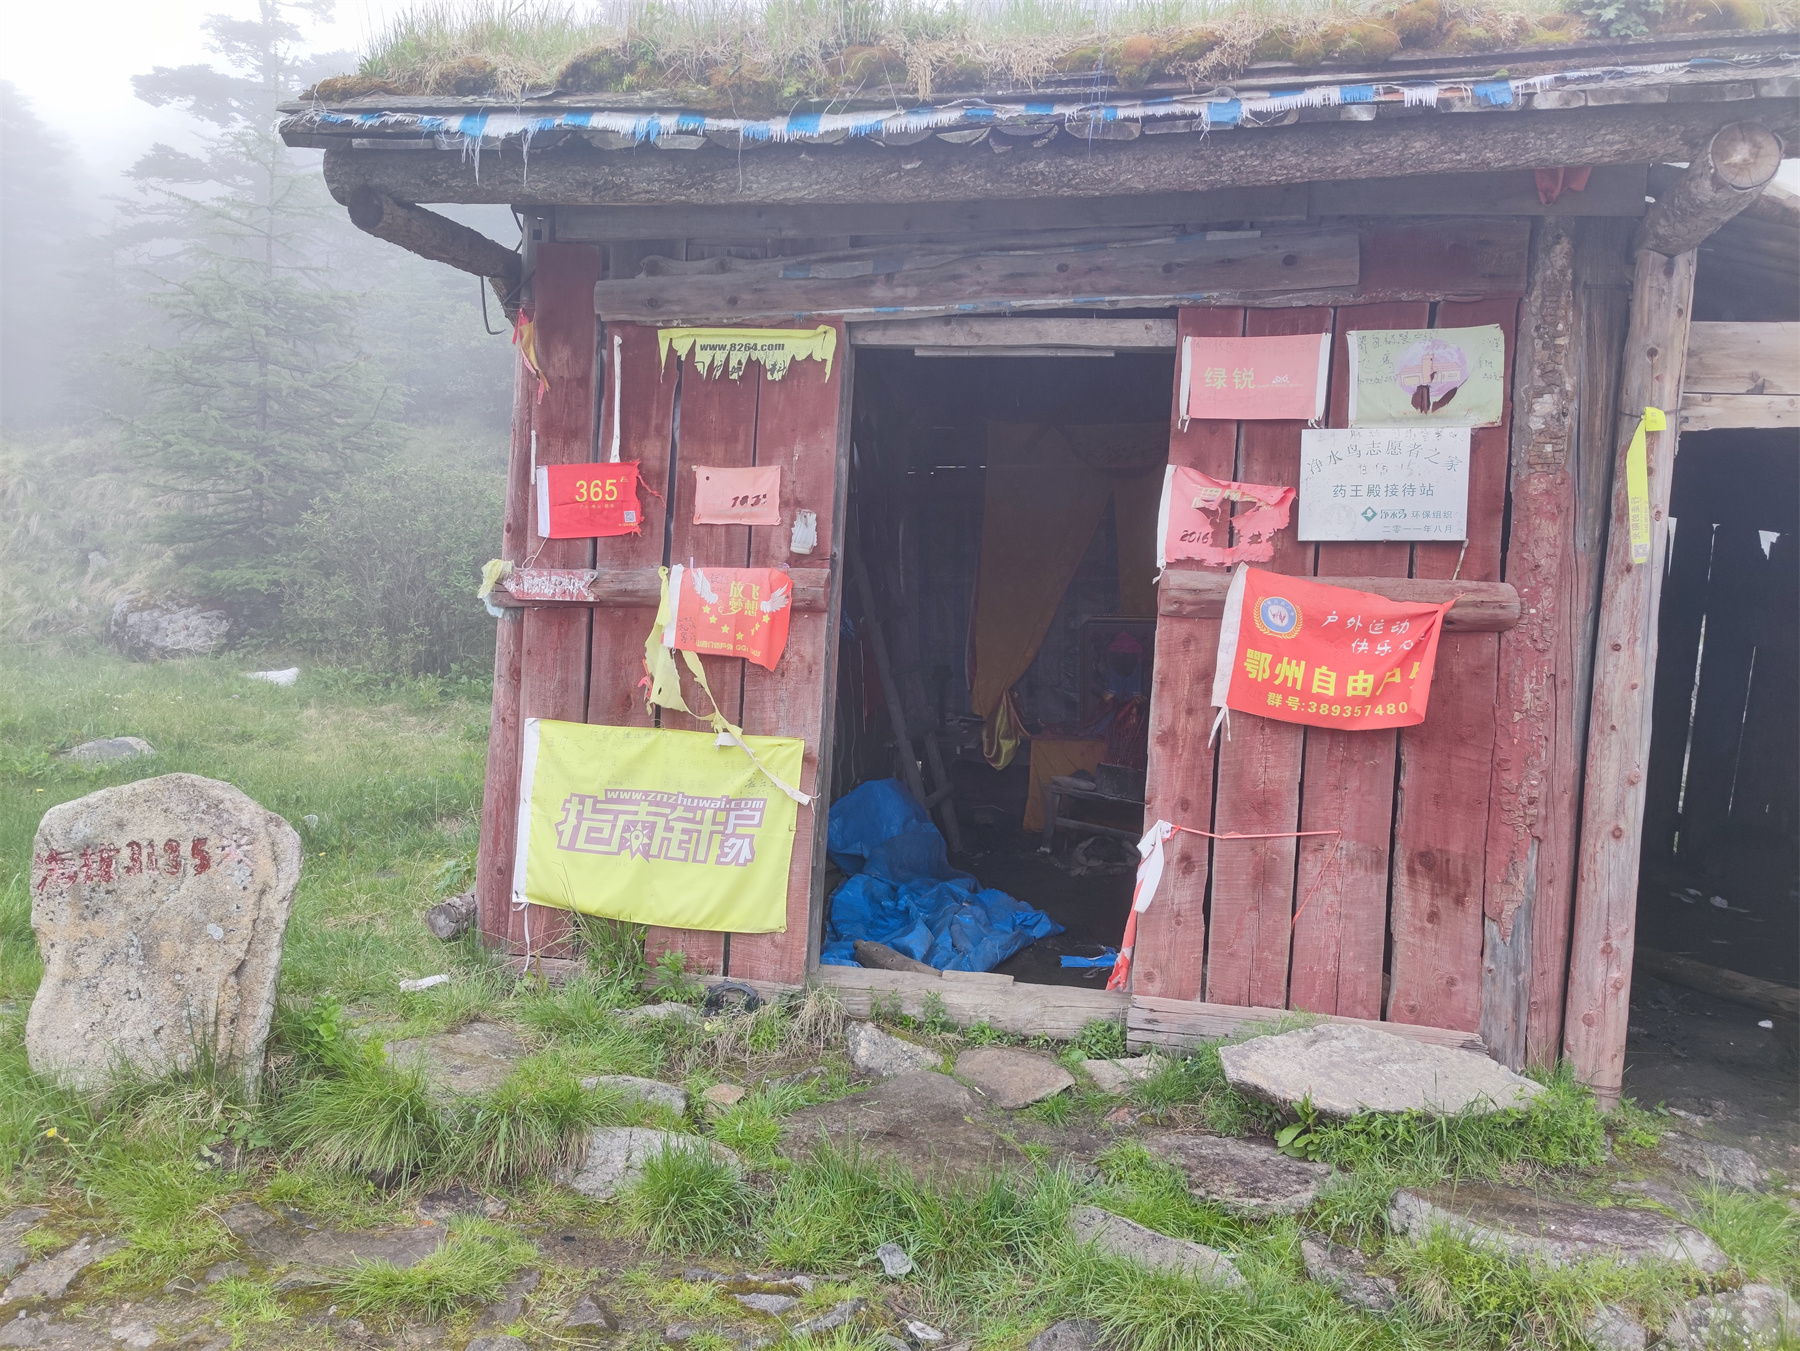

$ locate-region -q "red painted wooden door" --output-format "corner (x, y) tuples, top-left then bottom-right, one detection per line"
(1137, 299), (1518, 1033)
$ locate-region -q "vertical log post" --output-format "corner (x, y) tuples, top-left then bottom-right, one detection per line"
(1481, 220), (1582, 1069)
(1564, 246), (1697, 1108)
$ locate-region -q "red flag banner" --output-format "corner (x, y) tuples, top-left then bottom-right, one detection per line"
(537, 462), (644, 538)
(1181, 332), (1330, 424)
(1156, 466), (1296, 570)
(665, 563), (793, 672)
(1211, 565), (1454, 732)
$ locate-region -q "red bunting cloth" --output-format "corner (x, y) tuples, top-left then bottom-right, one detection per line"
(1156, 466), (1296, 569)
(1182, 332), (1330, 423)
(665, 564), (793, 672)
(1212, 565), (1455, 731)
(537, 462), (645, 539)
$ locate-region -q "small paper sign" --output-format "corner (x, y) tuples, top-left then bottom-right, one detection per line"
(1181, 332), (1330, 423)
(693, 465), (781, 526)
(1347, 325), (1506, 427)
(537, 462), (643, 539)
(1298, 428), (1471, 542)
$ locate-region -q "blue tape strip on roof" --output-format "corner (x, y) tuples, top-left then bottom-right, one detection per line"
(300, 54), (1789, 147)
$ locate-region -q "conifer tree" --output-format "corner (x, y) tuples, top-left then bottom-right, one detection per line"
(125, 0), (394, 609)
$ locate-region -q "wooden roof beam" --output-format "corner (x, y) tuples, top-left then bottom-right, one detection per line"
(318, 101), (1798, 210)
(344, 184), (522, 305)
(1635, 122), (1785, 257)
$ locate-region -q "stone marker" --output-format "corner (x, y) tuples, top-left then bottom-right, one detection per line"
(27, 774), (300, 1091)
(1389, 1184), (1729, 1272)
(1150, 1135), (1333, 1216)
(782, 1071), (1015, 1181)
(953, 1047), (1074, 1109)
(1660, 1284), (1799, 1350)
(558, 1127), (739, 1201)
(1299, 1231), (1397, 1312)
(1067, 1207), (1245, 1288)
(1082, 1055), (1160, 1095)
(1218, 1024), (1542, 1119)
(1659, 1134), (1766, 1190)
(63, 737), (153, 764)
(0, 1236), (124, 1304)
(384, 1022), (526, 1098)
(1027, 1320), (1102, 1351)
(583, 1074), (689, 1115)
(846, 1021), (940, 1078)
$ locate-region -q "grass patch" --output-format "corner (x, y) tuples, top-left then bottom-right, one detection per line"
(1687, 1184), (1800, 1287)
(270, 1052), (449, 1185)
(621, 1143), (754, 1255)
(209, 1275), (290, 1344)
(326, 1218), (534, 1318)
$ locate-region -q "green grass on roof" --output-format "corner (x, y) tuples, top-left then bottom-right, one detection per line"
(316, 0), (1788, 108)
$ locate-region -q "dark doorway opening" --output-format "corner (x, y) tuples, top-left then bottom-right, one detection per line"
(827, 344), (1176, 987)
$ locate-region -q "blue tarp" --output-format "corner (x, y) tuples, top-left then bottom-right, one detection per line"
(820, 779), (1063, 973)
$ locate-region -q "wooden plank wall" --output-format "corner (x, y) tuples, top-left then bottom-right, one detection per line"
(1138, 295), (1519, 1031)
(473, 251), (847, 984)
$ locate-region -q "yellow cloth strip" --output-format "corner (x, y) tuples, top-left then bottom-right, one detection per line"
(657, 326), (837, 381)
(1625, 407), (1666, 566)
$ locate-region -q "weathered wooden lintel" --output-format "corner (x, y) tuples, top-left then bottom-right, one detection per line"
(1159, 571), (1520, 632)
(850, 316), (1177, 350)
(496, 565), (831, 610)
(1678, 392), (1800, 430)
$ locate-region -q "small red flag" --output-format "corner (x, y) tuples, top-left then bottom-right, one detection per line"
(665, 564), (793, 672)
(537, 462), (644, 539)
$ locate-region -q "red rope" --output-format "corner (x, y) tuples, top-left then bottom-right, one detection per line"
(1164, 823), (1346, 930)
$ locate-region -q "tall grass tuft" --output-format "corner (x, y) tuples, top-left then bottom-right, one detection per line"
(327, 1218), (535, 1318)
(620, 1142), (754, 1254)
(270, 1052), (449, 1185)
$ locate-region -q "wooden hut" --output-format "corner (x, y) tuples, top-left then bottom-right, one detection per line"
(283, 28), (1798, 1106)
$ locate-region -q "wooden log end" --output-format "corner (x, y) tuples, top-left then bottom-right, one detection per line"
(425, 888), (479, 940)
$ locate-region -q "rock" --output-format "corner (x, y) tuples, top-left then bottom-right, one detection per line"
(464, 1339), (528, 1351)
(417, 1188), (506, 1224)
(564, 1293), (622, 1331)
(0, 1211), (48, 1281)
(473, 1269), (539, 1330)
(559, 1128), (739, 1201)
(734, 1293), (797, 1315)
(782, 1071), (1015, 1181)
(954, 1048), (1074, 1109)
(583, 1075), (689, 1115)
(1299, 1231), (1397, 1312)
(1067, 1207), (1245, 1289)
(1, 1236), (124, 1303)
(1660, 1284), (1800, 1349)
(201, 1261), (249, 1286)
(219, 1204), (278, 1239)
(1584, 1303), (1648, 1351)
(1082, 1056), (1160, 1095)
(904, 1319), (945, 1344)
(26, 775), (300, 1092)
(109, 1321), (161, 1348)
(383, 1021), (526, 1099)
(1149, 1134), (1333, 1217)
(0, 1315), (47, 1348)
(64, 738), (154, 764)
(245, 669), (298, 687)
(1218, 1024), (1543, 1119)
(704, 1084), (747, 1109)
(110, 599), (229, 661)
(1659, 1134), (1766, 1190)
(248, 1220), (444, 1273)
(876, 1242), (914, 1276)
(792, 1298), (865, 1336)
(620, 1002), (700, 1027)
(1388, 1184), (1729, 1272)
(846, 1022), (939, 1078)
(1027, 1320), (1102, 1351)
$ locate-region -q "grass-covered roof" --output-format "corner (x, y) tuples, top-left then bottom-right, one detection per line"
(313, 0), (1793, 110)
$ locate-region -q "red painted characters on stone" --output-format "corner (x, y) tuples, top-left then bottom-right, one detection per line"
(35, 837), (211, 892)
